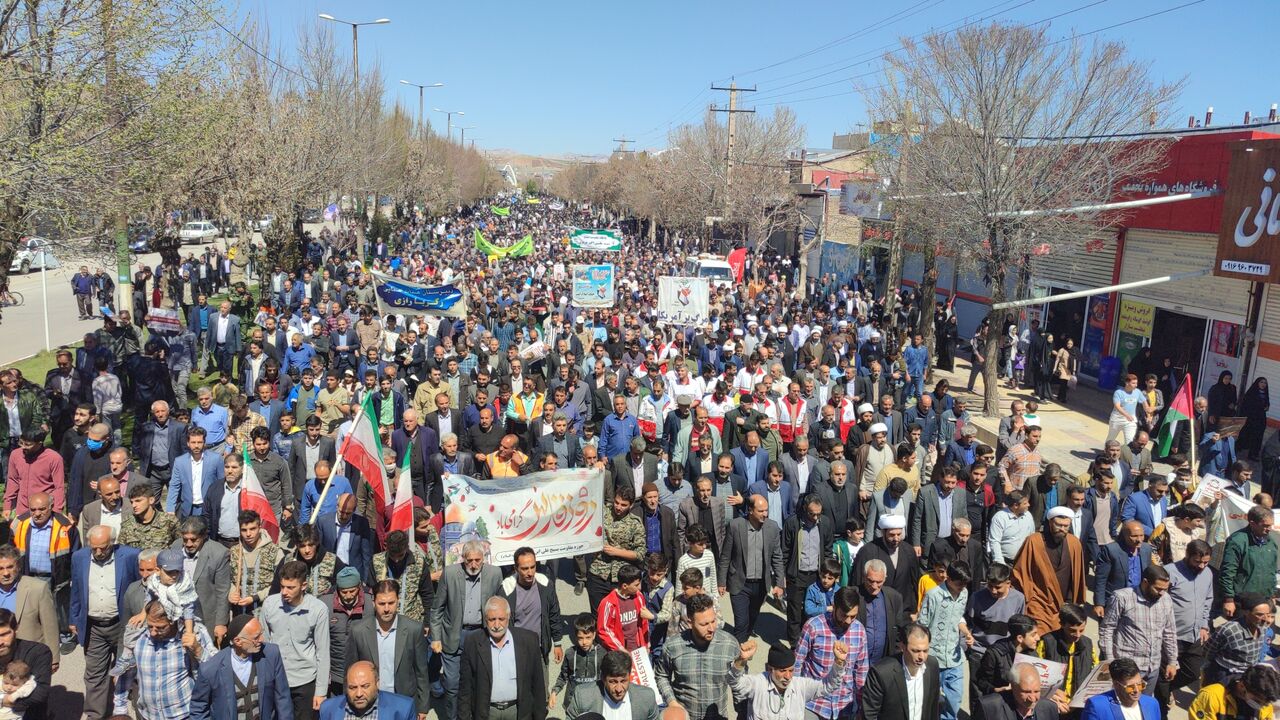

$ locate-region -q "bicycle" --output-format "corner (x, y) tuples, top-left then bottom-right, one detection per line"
(0, 286), (21, 307)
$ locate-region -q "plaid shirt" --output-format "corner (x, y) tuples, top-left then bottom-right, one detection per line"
(1098, 587), (1178, 680)
(656, 628), (740, 720)
(458, 352), (479, 381)
(794, 613), (870, 719)
(117, 624), (216, 720)
(998, 442), (1042, 492)
(1204, 618), (1266, 684)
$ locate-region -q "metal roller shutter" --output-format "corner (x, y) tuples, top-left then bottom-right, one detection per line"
(1029, 234), (1118, 291)
(1119, 230), (1250, 321)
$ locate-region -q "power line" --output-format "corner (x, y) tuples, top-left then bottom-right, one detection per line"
(185, 0), (314, 83)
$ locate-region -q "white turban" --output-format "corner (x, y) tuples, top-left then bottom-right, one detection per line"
(1046, 506), (1074, 520)
(878, 514), (907, 530)
(857, 403), (875, 415)
(869, 422), (889, 436)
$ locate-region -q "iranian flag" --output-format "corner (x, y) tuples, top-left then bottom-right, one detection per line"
(389, 440), (414, 534)
(340, 394), (390, 515)
(241, 447), (280, 542)
(1156, 373), (1195, 457)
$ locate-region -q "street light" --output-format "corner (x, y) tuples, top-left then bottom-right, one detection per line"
(433, 108), (464, 141)
(455, 126), (474, 146)
(318, 14), (390, 82)
(399, 80), (444, 135)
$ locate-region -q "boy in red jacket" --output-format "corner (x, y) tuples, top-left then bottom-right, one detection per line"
(597, 563), (653, 651)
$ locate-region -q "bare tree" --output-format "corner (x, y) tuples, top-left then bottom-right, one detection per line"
(866, 23), (1180, 416)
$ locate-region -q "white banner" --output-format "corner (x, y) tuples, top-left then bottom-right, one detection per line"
(656, 276), (709, 326)
(571, 264), (616, 308)
(440, 469), (604, 565)
(630, 648), (663, 702)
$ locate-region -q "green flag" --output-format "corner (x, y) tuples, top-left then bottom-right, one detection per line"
(508, 234), (534, 258)
(491, 206), (510, 216)
(474, 229), (499, 256)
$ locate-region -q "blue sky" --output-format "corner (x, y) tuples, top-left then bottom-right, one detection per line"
(245, 0), (1275, 156)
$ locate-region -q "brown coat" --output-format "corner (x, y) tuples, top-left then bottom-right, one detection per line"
(12, 576), (58, 659)
(1011, 530), (1086, 634)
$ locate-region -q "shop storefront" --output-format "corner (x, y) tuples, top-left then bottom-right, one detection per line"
(1027, 234), (1121, 378)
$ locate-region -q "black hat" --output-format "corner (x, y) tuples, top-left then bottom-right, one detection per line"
(767, 644), (795, 669)
(225, 613), (254, 643)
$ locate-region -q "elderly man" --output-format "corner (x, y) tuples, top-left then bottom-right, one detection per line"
(133, 400), (186, 496)
(730, 640), (847, 720)
(317, 661), (415, 720)
(566, 649), (660, 720)
(189, 614), (293, 720)
(431, 540), (503, 720)
(976, 662), (1063, 720)
(458, 596), (547, 720)
(191, 387), (230, 455)
(656, 593), (740, 720)
(1011, 506), (1087, 634)
(1099, 564), (1178, 691)
(1219, 504), (1279, 614)
(114, 600), (217, 720)
(316, 493), (374, 584)
(0, 544), (57, 666)
(853, 515), (921, 614)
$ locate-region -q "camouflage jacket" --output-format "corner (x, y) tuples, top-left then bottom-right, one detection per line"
(230, 539), (283, 604)
(589, 510), (646, 582)
(372, 548), (430, 623)
(117, 511), (178, 551)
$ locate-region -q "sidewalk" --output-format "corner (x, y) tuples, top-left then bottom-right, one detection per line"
(930, 359), (1117, 478)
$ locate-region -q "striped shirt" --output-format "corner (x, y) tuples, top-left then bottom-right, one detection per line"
(117, 624), (216, 720)
(656, 629), (740, 720)
(794, 613), (871, 719)
(1098, 587), (1178, 680)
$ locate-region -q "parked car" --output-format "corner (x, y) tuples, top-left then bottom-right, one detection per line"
(179, 221), (219, 244)
(300, 208), (323, 223)
(9, 237), (59, 274)
(254, 215), (275, 232)
(128, 222), (156, 252)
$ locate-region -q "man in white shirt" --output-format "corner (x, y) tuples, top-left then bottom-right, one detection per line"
(730, 640), (846, 720)
(987, 490), (1036, 565)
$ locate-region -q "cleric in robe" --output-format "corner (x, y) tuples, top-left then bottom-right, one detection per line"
(1011, 506), (1086, 634)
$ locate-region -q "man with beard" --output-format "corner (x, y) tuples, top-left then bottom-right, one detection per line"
(458, 596), (547, 720)
(1098, 564), (1178, 691)
(925, 518), (985, 592)
(676, 477), (727, 575)
(852, 515), (921, 614)
(856, 559), (906, 666)
(189, 614), (294, 720)
(42, 351), (81, 443)
(318, 567), (371, 697)
(4, 430), (64, 519)
(976, 662), (1063, 720)
(566, 649), (660, 720)
(463, 407), (504, 460)
(499, 546), (565, 664)
(318, 661), (415, 720)
(68, 422), (113, 521)
(345, 579), (431, 717)
(731, 640), (848, 720)
(817, 460), (857, 538)
(782, 495), (834, 645)
(1011, 506), (1086, 634)
(793, 586), (872, 720)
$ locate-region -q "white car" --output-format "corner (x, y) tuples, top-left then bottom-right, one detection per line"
(8, 237), (58, 274)
(254, 215), (275, 232)
(179, 221), (219, 244)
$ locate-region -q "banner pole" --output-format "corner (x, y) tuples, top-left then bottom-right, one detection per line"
(307, 450), (343, 525)
(1187, 375), (1198, 484)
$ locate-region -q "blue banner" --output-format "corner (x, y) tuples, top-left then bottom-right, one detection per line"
(371, 272), (468, 318)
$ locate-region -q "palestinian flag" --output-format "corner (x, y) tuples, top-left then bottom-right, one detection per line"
(340, 394), (389, 515)
(1156, 373), (1194, 457)
(389, 440), (414, 534)
(241, 446), (280, 542)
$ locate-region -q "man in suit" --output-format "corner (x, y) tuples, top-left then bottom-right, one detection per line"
(392, 409), (439, 497)
(676, 476), (728, 562)
(1081, 657), (1162, 720)
(632, 484), (678, 584)
(718, 494), (784, 643)
(781, 494), (834, 645)
(209, 300), (242, 377)
(857, 559), (906, 665)
(779, 437), (817, 508)
(854, 515), (922, 614)
(190, 614), (293, 720)
(1092, 520), (1154, 620)
(746, 463), (794, 527)
(1119, 475), (1169, 537)
(316, 494), (375, 584)
(536, 413), (582, 470)
(131, 400), (187, 494)
(458, 595), (547, 720)
(730, 431), (769, 487)
(346, 579), (431, 717)
(862, 623), (941, 720)
(166, 426), (226, 520)
(249, 381), (288, 437)
(431, 540), (504, 720)
(976, 661), (1063, 720)
(498, 547), (564, 663)
(289, 416), (336, 506)
(426, 433), (477, 514)
(328, 315), (361, 376)
(318, 661), (416, 720)
(911, 469), (969, 555)
(566, 649), (659, 720)
(69, 525), (140, 720)
(175, 516), (231, 643)
(873, 394), (905, 446)
(0, 545), (57, 663)
(422, 391), (460, 444)
(610, 437), (659, 500)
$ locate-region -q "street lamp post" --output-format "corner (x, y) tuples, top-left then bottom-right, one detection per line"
(433, 108), (464, 141)
(317, 14), (390, 82)
(399, 80), (444, 137)
(455, 126), (474, 146)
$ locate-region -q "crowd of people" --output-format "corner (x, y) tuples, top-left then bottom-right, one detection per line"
(0, 196), (1276, 720)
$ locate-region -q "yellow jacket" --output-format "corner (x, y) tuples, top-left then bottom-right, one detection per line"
(1190, 683), (1273, 720)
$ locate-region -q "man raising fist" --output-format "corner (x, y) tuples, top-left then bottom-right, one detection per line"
(728, 638), (849, 720)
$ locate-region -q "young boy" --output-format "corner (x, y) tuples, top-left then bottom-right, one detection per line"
(804, 558), (843, 620)
(973, 613), (1041, 698)
(917, 546), (955, 610)
(644, 552), (674, 657)
(550, 614), (606, 712)
(661, 567), (721, 633)
(676, 525), (718, 597)
(597, 564), (651, 651)
(212, 370), (239, 407)
(918, 560), (975, 720)
(1037, 604), (1097, 705)
(832, 518), (866, 587)
(272, 410), (299, 463)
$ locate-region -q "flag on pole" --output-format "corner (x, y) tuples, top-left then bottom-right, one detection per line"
(389, 440), (414, 534)
(1156, 373), (1194, 457)
(241, 446), (280, 542)
(340, 394), (389, 515)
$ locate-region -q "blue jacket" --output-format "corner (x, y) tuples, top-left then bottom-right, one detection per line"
(187, 303), (214, 336)
(69, 545), (140, 647)
(1081, 690), (1162, 720)
(1093, 542), (1154, 610)
(166, 451), (227, 518)
(282, 344), (317, 377)
(730, 447), (769, 486)
(903, 344), (929, 376)
(319, 691), (415, 720)
(1198, 432), (1236, 477)
(317, 511), (376, 584)
(747, 480), (795, 521)
(300, 475), (353, 524)
(249, 399), (287, 437)
(1119, 490), (1168, 537)
(599, 412), (640, 460)
(190, 644), (293, 720)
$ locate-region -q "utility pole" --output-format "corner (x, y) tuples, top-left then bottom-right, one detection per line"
(456, 126), (474, 146)
(612, 137), (635, 154)
(710, 81), (756, 188)
(883, 105), (915, 317)
(104, 0), (132, 317)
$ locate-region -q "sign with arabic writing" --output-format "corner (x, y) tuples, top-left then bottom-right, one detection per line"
(656, 276), (709, 327)
(1215, 139), (1280, 282)
(571, 264), (616, 308)
(570, 228), (623, 252)
(439, 469), (604, 565)
(371, 272), (468, 318)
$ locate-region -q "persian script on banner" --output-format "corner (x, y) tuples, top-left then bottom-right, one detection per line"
(656, 276), (709, 326)
(440, 469), (604, 565)
(571, 264), (616, 308)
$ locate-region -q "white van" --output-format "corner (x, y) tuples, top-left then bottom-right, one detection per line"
(683, 254), (735, 289)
